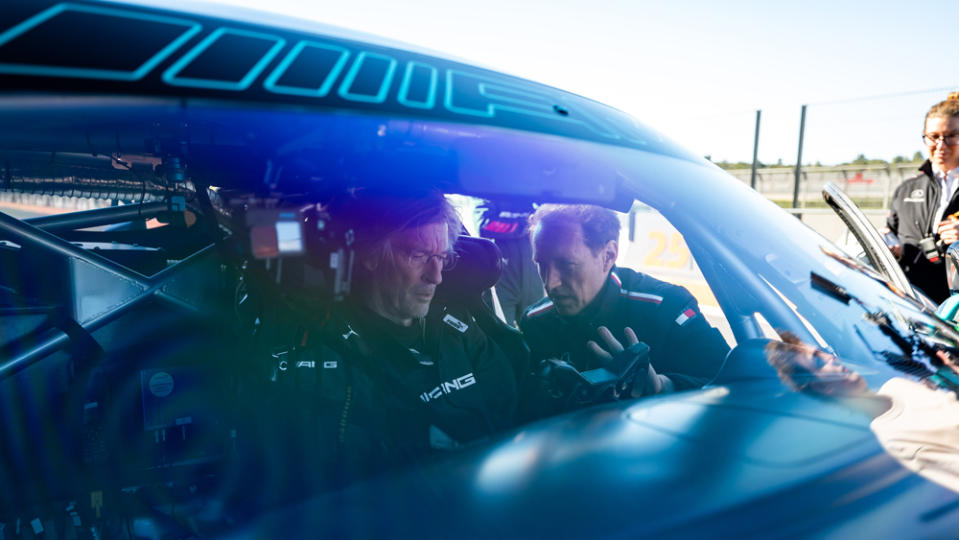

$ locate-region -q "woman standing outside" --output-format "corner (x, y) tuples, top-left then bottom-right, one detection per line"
(886, 93), (959, 303)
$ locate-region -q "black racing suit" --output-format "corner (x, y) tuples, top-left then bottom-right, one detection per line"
(519, 267), (728, 416)
(292, 301), (518, 484)
(887, 160), (959, 303)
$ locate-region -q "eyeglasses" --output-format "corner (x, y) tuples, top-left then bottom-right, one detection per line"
(922, 133), (959, 147)
(406, 249), (459, 270)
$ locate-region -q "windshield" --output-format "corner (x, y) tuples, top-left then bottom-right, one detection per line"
(4, 96), (959, 536)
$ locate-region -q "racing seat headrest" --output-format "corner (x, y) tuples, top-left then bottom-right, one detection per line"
(434, 235), (503, 303)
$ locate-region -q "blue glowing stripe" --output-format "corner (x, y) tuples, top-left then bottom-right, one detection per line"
(163, 27), (286, 91)
(337, 52), (397, 104)
(263, 40), (350, 98)
(444, 70), (492, 118)
(0, 3), (201, 81)
(398, 62), (437, 110)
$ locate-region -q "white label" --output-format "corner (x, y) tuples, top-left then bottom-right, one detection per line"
(442, 314), (469, 333)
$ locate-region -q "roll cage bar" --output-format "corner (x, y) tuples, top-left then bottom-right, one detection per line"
(0, 202), (220, 379)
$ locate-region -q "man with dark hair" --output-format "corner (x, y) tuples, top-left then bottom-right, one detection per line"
(519, 204), (728, 413)
(302, 190), (517, 480)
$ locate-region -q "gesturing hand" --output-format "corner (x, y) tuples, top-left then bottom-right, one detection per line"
(587, 325), (638, 360)
(587, 326), (672, 396)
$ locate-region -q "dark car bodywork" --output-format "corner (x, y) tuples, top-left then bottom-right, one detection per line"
(3, 2), (959, 538)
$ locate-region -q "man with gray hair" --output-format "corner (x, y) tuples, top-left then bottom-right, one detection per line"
(520, 204), (728, 414)
(309, 189), (517, 479)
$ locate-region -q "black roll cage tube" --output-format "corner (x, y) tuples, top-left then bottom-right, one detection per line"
(0, 203), (217, 381)
(24, 201), (168, 233)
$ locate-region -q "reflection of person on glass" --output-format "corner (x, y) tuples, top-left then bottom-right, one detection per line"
(885, 92), (959, 303)
(766, 333), (959, 493)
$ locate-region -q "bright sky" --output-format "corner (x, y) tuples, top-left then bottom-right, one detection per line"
(134, 0), (958, 166)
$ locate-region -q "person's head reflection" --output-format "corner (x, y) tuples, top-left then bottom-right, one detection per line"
(765, 333), (868, 396)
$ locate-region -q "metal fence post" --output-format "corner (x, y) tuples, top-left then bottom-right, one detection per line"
(792, 104), (807, 216)
(750, 109), (761, 190)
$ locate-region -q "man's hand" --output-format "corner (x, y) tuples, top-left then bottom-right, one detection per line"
(587, 326), (672, 396)
(938, 218), (959, 247)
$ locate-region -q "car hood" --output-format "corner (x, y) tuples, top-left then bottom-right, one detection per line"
(228, 382), (955, 538)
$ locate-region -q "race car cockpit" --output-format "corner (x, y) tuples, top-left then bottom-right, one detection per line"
(0, 117), (661, 534)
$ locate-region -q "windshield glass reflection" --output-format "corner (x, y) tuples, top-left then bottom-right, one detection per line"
(765, 332), (959, 493)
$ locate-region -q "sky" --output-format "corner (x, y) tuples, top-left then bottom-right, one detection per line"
(130, 0), (958, 166)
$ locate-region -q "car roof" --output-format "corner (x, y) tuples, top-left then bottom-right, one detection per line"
(0, 1), (701, 163)
(106, 0), (486, 68)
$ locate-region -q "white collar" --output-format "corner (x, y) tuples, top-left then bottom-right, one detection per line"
(933, 164), (959, 182)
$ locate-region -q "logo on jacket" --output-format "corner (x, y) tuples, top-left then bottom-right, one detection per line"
(419, 373), (476, 402)
(341, 325), (359, 341)
(442, 314), (469, 333)
(904, 189), (925, 202)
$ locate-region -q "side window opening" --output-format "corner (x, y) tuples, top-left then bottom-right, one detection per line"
(621, 202), (737, 348)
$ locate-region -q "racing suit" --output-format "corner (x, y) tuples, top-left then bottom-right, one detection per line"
(519, 267), (728, 415)
(293, 300), (517, 483)
(887, 160), (959, 303)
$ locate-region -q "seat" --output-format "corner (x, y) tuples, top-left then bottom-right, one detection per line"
(434, 235), (531, 383)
